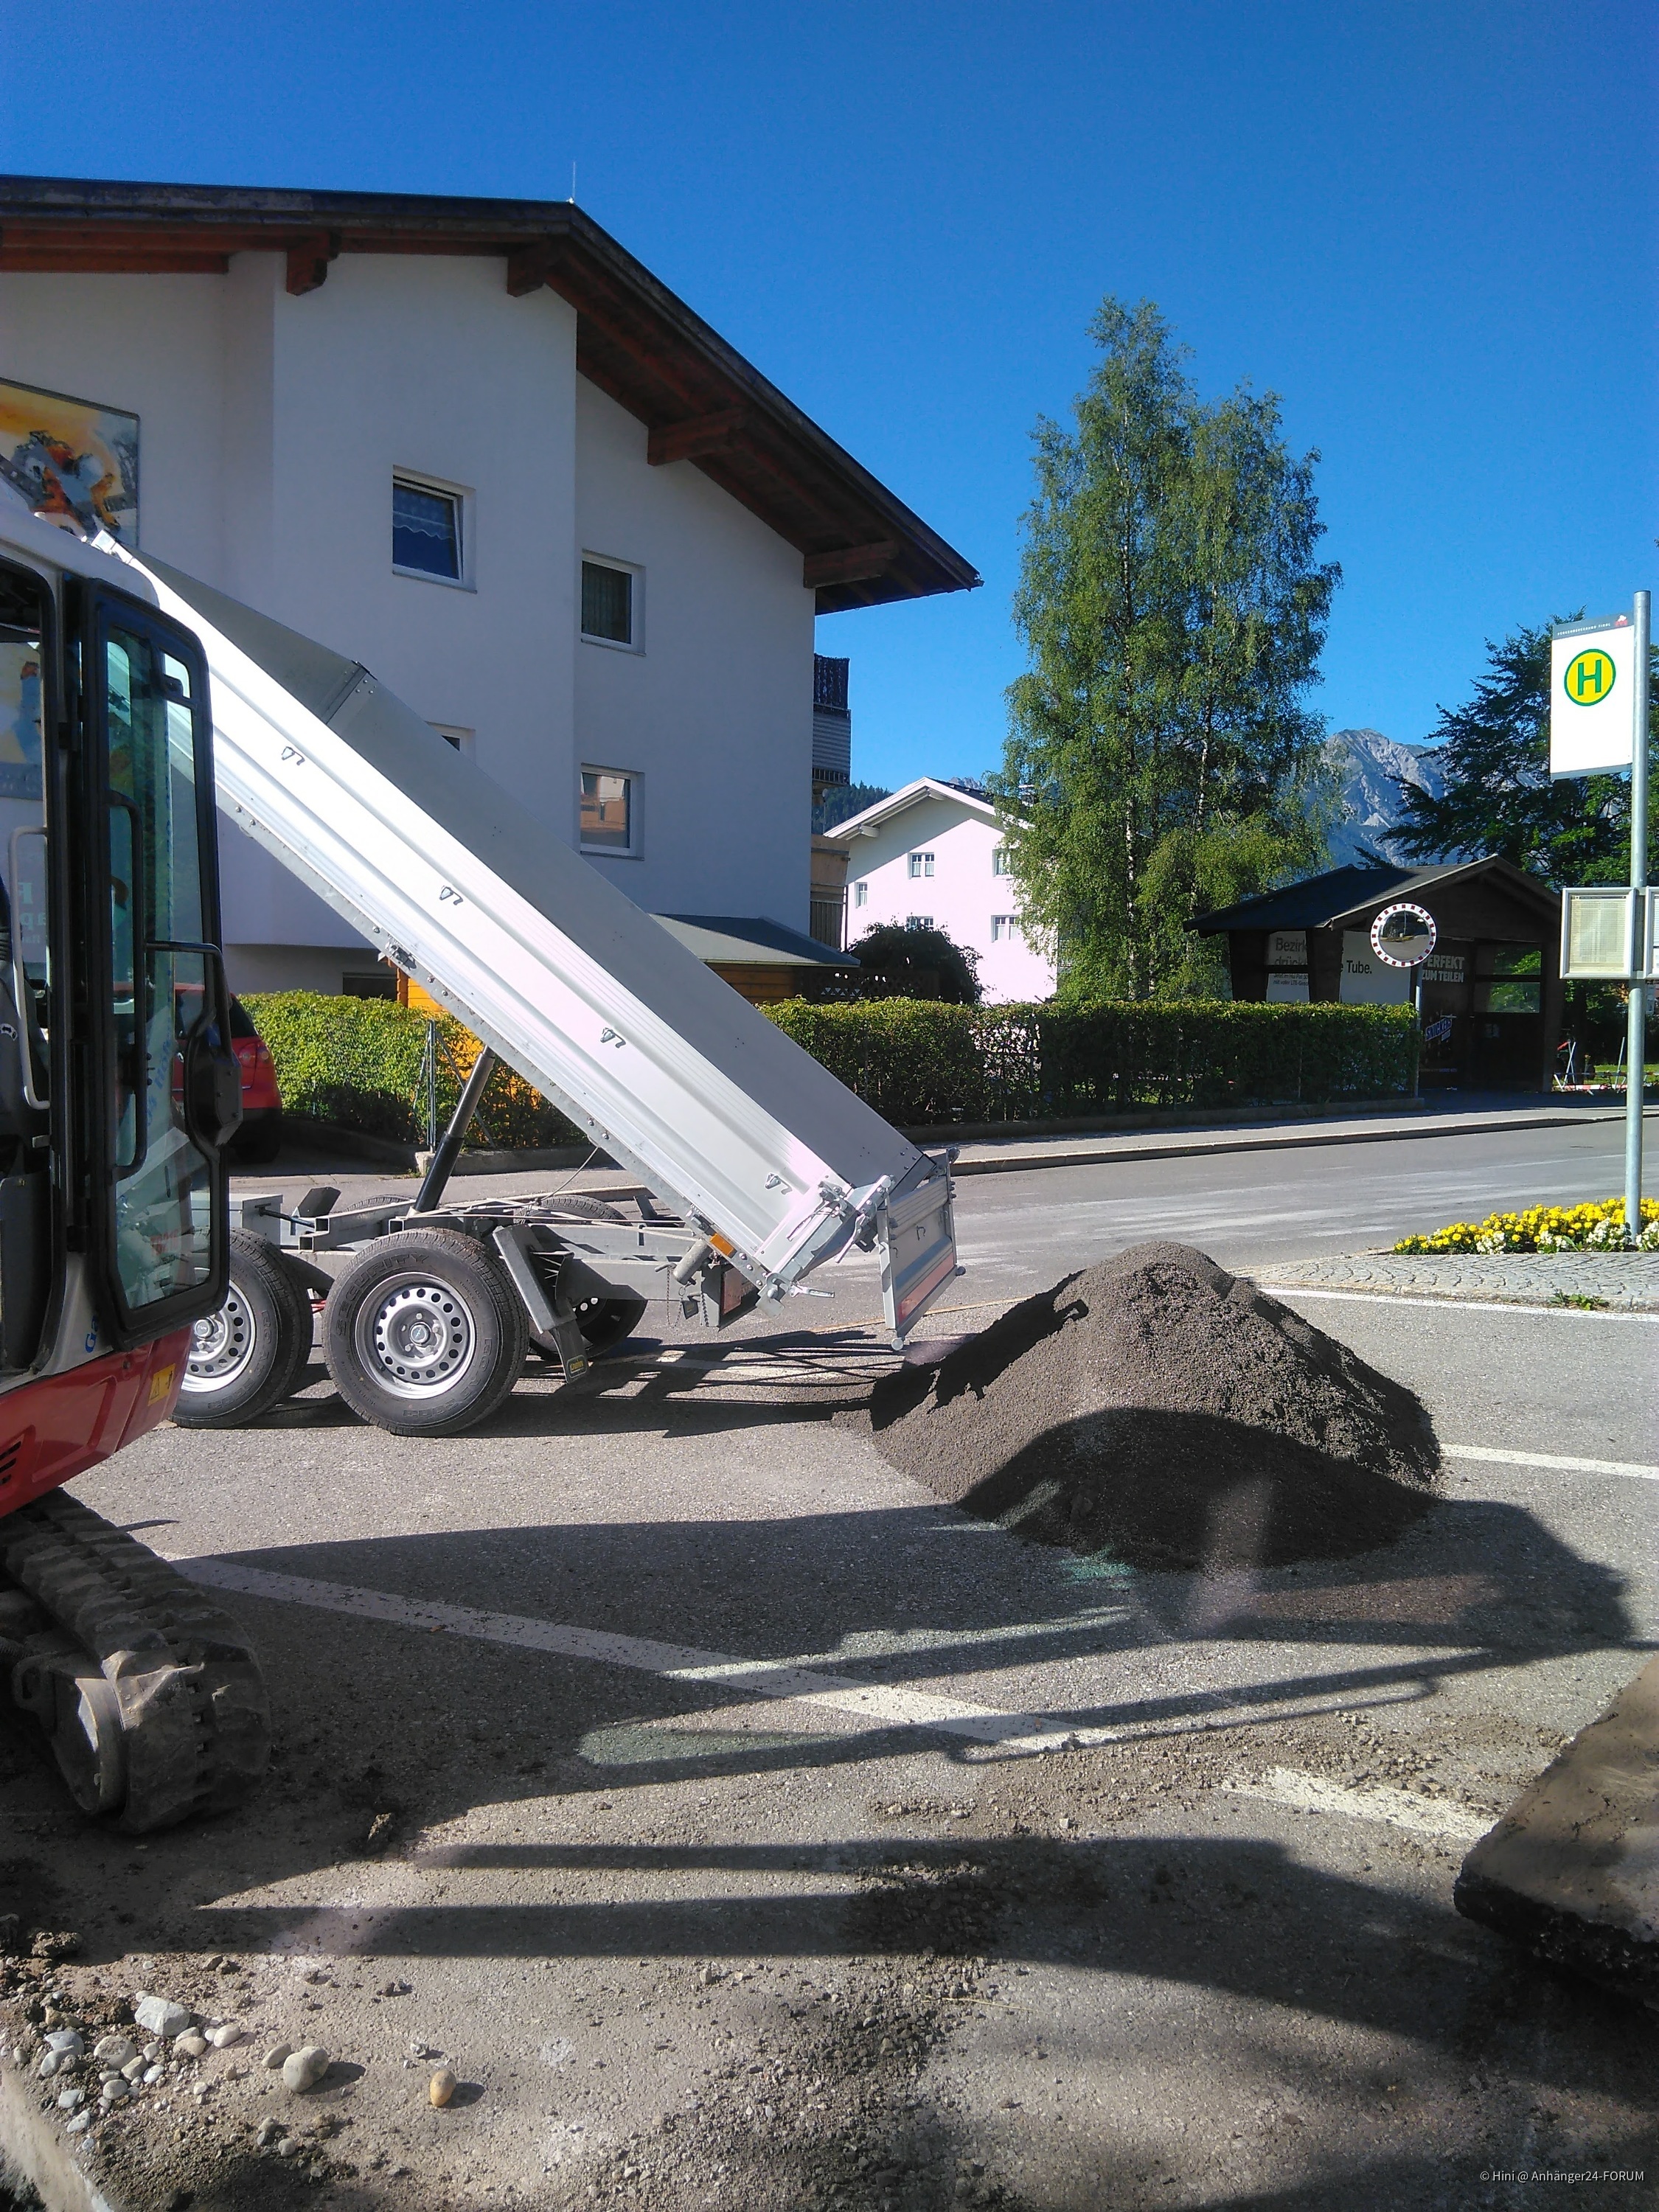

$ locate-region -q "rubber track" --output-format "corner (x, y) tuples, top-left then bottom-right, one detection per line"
(0, 1492), (270, 1832)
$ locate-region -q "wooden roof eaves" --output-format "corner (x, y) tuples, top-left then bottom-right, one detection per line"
(0, 173), (982, 615)
(0, 175), (981, 611)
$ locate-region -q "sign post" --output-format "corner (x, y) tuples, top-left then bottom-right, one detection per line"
(1370, 902), (1438, 1098)
(1627, 594), (1650, 1242)
(1552, 595), (1649, 1242)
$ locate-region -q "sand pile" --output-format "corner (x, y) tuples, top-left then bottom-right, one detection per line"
(871, 1242), (1440, 1571)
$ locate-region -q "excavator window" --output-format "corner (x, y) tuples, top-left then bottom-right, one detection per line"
(0, 563), (53, 1370)
(80, 594), (234, 1343)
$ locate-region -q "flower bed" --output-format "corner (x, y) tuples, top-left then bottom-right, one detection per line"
(1393, 1199), (1659, 1256)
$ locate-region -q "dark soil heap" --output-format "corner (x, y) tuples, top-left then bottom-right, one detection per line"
(871, 1242), (1441, 1571)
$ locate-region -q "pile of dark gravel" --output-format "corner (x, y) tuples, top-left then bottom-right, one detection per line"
(871, 1242), (1441, 1571)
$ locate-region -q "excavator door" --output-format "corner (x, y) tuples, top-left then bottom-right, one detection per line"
(73, 588), (240, 1347)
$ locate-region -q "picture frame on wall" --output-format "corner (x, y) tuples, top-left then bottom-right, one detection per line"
(0, 375), (139, 546)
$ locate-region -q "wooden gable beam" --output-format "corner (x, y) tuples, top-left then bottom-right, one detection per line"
(285, 231), (340, 296)
(802, 540), (902, 591)
(647, 408), (748, 467)
(505, 237), (564, 296)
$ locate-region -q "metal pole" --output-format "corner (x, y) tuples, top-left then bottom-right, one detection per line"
(414, 1046), (498, 1215)
(1626, 589), (1650, 1241)
(1413, 966), (1423, 1099)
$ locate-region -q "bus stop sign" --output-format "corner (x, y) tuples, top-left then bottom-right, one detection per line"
(1551, 613), (1638, 778)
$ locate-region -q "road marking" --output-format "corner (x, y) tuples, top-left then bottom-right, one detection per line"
(1443, 1443), (1659, 1481)
(1224, 1767), (1489, 1843)
(176, 1558), (1116, 1757)
(1263, 1285), (1659, 1319)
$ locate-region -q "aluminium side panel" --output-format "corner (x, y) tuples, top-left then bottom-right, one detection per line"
(122, 551), (949, 1296)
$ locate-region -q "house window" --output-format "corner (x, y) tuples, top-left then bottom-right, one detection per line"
(906, 915), (933, 931)
(908, 852), (935, 880)
(393, 477), (463, 582)
(854, 881), (868, 908)
(991, 914), (1018, 942)
(429, 723), (473, 756)
(580, 767), (640, 855)
(992, 846), (1010, 875)
(581, 558), (639, 648)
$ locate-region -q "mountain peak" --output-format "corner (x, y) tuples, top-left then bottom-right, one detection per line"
(1321, 728), (1446, 867)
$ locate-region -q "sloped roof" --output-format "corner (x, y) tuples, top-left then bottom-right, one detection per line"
(1193, 855), (1559, 934)
(655, 914), (858, 968)
(0, 174), (979, 616)
(825, 777), (1001, 841)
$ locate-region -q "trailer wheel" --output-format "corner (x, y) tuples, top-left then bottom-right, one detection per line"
(175, 1231), (316, 1427)
(324, 1228), (527, 1437)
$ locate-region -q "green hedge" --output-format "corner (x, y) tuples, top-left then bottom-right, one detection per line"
(764, 999), (1418, 1125)
(244, 990), (1416, 1151)
(242, 993), (584, 1149)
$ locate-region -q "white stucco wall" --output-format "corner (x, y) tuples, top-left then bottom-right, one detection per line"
(573, 379), (814, 927)
(838, 788), (1055, 1003)
(1, 251), (817, 981)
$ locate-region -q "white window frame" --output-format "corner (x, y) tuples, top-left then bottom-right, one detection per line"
(392, 471), (473, 591)
(580, 553), (645, 654)
(579, 763), (644, 859)
(908, 851), (936, 880)
(991, 914), (1018, 942)
(906, 914), (933, 931)
(429, 723), (475, 757)
(853, 880), (868, 908)
(992, 846), (1011, 876)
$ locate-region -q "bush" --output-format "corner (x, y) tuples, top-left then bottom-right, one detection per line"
(765, 998), (1417, 1126)
(242, 992), (584, 1149)
(244, 990), (1417, 1152)
(830, 924), (982, 1004)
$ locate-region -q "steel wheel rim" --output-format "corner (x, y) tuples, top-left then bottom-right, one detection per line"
(355, 1273), (477, 1399)
(184, 1285), (256, 1392)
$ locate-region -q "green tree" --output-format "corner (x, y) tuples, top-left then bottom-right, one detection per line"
(990, 299), (1339, 1001)
(1393, 621), (1651, 885)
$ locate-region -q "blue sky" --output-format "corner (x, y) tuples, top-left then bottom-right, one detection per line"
(9, 2), (1653, 787)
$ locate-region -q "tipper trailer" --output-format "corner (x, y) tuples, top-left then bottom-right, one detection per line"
(0, 488), (958, 1826)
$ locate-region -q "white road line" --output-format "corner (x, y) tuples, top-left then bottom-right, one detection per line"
(175, 1558), (1115, 1757)
(1442, 1444), (1659, 1481)
(1224, 1767), (1490, 1844)
(1263, 1285), (1659, 1319)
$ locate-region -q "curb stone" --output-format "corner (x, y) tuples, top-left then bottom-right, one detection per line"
(1256, 1251), (1659, 1311)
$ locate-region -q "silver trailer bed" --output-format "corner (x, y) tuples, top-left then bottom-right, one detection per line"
(118, 548), (957, 1340)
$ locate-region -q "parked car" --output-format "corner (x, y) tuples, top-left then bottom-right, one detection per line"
(228, 995), (282, 1163)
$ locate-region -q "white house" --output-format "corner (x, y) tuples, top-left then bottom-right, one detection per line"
(830, 779), (1055, 1004)
(0, 176), (975, 995)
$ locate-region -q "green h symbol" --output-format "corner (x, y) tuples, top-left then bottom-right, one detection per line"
(1573, 653), (1608, 699)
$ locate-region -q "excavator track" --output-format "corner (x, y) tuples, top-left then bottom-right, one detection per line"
(0, 1490), (269, 1832)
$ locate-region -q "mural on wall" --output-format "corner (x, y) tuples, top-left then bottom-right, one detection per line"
(0, 378), (139, 545)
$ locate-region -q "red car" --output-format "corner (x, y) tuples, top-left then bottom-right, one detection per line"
(228, 996), (283, 1163)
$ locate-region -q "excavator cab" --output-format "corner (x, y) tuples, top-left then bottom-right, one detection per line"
(0, 515), (268, 1830)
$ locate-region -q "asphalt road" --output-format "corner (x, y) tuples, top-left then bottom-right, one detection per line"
(4, 1114), (1655, 2212)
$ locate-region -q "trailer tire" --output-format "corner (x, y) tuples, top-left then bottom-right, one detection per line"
(324, 1228), (527, 1437)
(175, 1231), (316, 1427)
